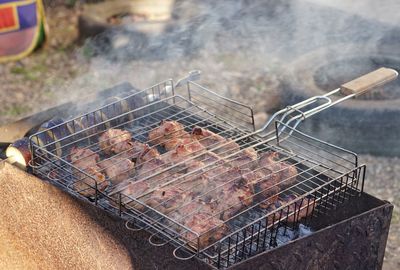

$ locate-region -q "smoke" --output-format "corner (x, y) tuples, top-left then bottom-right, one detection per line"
(46, 0), (400, 116)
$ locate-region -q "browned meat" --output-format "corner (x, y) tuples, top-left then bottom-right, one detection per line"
(169, 199), (214, 221)
(259, 151), (298, 189)
(146, 186), (192, 213)
(181, 213), (228, 249)
(114, 180), (150, 208)
(163, 134), (203, 152)
(98, 157), (135, 185)
(70, 147), (108, 196)
(241, 167), (280, 208)
(180, 174), (211, 197)
(136, 146), (160, 165)
(263, 195), (316, 224)
(191, 127), (240, 156)
(70, 147), (99, 167)
(161, 143), (205, 165)
(136, 158), (171, 186)
(229, 147), (258, 169)
(212, 167), (244, 186)
(148, 120), (188, 146)
(124, 140), (149, 159)
(211, 183), (253, 221)
(191, 127), (225, 148)
(98, 129), (132, 155)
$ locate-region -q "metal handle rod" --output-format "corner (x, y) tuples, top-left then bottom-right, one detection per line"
(259, 67), (398, 138)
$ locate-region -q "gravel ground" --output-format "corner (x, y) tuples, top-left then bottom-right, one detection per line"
(0, 2), (398, 270)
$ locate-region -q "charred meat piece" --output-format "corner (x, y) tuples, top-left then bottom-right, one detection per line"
(135, 158), (172, 186)
(70, 147), (99, 167)
(136, 146), (160, 165)
(263, 195), (316, 224)
(70, 147), (108, 196)
(161, 143), (205, 165)
(98, 157), (135, 185)
(99, 129), (132, 155)
(169, 199), (214, 221)
(181, 213), (228, 249)
(211, 167), (244, 186)
(228, 147), (258, 170)
(242, 167), (280, 208)
(146, 186), (192, 214)
(191, 127), (225, 148)
(259, 151), (298, 189)
(148, 120), (188, 146)
(180, 174), (211, 197)
(112, 180), (150, 209)
(192, 127), (240, 156)
(211, 183), (253, 221)
(164, 134), (204, 152)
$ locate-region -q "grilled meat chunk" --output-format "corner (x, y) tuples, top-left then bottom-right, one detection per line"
(113, 180), (150, 208)
(241, 167), (280, 208)
(161, 143), (205, 164)
(99, 128), (149, 160)
(136, 146), (160, 165)
(169, 199), (214, 221)
(146, 186), (192, 213)
(263, 195), (316, 224)
(181, 213), (228, 249)
(135, 158), (172, 186)
(259, 151), (298, 189)
(99, 128), (132, 155)
(70, 147), (99, 167)
(228, 147), (258, 170)
(70, 147), (108, 196)
(192, 127), (240, 156)
(164, 134), (203, 152)
(180, 174), (211, 196)
(148, 120), (188, 146)
(211, 183), (253, 221)
(98, 157), (135, 185)
(191, 127), (225, 148)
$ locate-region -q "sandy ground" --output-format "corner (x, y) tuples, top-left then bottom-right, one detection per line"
(0, 2), (398, 269)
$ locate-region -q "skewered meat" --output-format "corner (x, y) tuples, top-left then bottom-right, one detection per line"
(70, 147), (108, 196)
(259, 151), (298, 188)
(148, 120), (188, 146)
(192, 127), (240, 156)
(98, 128), (132, 155)
(146, 186), (192, 213)
(228, 147), (258, 170)
(181, 213), (228, 249)
(98, 157), (135, 185)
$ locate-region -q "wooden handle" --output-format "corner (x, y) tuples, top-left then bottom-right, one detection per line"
(340, 67), (398, 96)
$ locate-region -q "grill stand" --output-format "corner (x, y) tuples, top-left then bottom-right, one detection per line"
(74, 189), (392, 270)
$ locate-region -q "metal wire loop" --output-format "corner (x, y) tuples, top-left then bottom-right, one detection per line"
(47, 169), (60, 181)
(173, 245), (196, 260)
(148, 233), (168, 247)
(125, 218), (143, 232)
